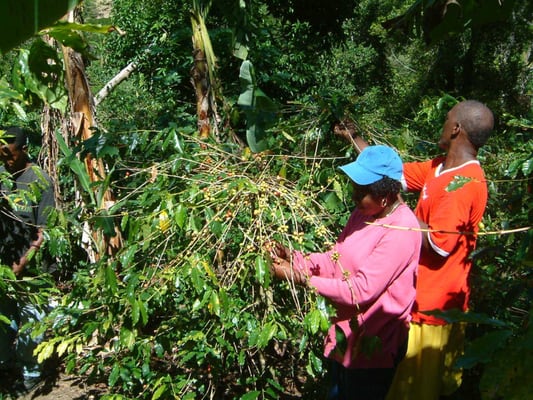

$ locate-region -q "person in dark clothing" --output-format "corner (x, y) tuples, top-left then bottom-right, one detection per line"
(0, 126), (55, 392)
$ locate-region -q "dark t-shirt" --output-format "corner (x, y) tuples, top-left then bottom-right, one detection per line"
(0, 165), (55, 267)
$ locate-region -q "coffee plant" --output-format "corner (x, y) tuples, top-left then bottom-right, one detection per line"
(35, 128), (353, 398)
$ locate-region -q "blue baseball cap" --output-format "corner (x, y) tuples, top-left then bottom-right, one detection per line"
(339, 145), (403, 185)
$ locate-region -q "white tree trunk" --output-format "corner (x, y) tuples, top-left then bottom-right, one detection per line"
(94, 61), (137, 106)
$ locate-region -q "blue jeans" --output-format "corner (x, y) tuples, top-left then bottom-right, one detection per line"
(0, 295), (45, 381)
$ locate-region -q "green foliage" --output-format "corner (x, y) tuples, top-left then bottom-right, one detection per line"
(384, 0), (520, 45)
(44, 21), (114, 60)
(237, 60), (278, 152)
(464, 114), (532, 399)
(35, 129), (346, 397)
(0, 0), (531, 398)
(478, 319), (533, 400)
(0, 20), (114, 126)
(0, 40), (66, 122)
(89, 0), (199, 129)
(0, 0), (82, 54)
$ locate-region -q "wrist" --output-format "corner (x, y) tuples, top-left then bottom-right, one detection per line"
(300, 272), (309, 287)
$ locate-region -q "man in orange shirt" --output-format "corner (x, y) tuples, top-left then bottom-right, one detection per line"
(335, 100), (494, 399)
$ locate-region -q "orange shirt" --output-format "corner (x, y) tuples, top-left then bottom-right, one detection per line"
(403, 157), (487, 325)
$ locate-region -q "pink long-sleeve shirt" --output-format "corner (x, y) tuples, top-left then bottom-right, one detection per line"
(293, 204), (421, 368)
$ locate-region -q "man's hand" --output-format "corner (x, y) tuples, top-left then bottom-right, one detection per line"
(333, 119), (368, 154)
(12, 256), (26, 276)
(333, 119), (358, 142)
(12, 244), (40, 277)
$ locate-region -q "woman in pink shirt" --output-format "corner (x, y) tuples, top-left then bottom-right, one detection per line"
(269, 145), (421, 400)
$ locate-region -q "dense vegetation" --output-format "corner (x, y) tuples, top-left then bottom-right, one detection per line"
(0, 0), (531, 398)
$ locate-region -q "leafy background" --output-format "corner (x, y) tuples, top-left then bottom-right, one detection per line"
(0, 0), (531, 399)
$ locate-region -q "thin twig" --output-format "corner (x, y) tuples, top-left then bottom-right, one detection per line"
(365, 222), (531, 236)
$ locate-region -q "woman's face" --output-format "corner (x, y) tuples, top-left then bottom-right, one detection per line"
(351, 182), (383, 217)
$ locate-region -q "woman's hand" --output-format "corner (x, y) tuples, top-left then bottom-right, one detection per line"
(263, 241), (307, 286)
(271, 259), (308, 286)
(264, 240), (290, 261)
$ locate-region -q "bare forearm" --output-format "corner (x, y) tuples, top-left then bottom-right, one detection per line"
(350, 135), (369, 154)
(333, 121), (369, 154)
(418, 218), (431, 252)
(12, 228), (44, 276)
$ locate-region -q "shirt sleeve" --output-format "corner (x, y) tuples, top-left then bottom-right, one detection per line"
(294, 219), (419, 308)
(402, 158), (445, 192)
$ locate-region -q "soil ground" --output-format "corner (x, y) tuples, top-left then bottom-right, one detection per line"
(1, 363), (105, 400)
(16, 374), (95, 400)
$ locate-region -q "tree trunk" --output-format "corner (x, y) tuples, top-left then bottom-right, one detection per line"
(190, 5), (220, 140)
(62, 9), (122, 261)
(94, 61), (137, 106)
(191, 48), (211, 138)
(39, 104), (65, 208)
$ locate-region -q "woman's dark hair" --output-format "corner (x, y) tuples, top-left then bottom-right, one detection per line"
(352, 176), (401, 204)
(368, 176), (401, 201)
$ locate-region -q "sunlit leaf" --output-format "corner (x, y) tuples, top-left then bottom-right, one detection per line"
(240, 391), (260, 400)
(306, 350), (323, 378)
(120, 327), (136, 350)
(446, 176), (474, 192)
(254, 255), (268, 285)
(158, 210), (170, 232)
(105, 265), (118, 294)
(131, 298), (140, 325)
(56, 338), (72, 358)
(151, 384), (167, 400)
(55, 130), (95, 202)
(36, 340), (55, 363)
(304, 309), (322, 334)
(109, 363), (120, 387)
(175, 203), (187, 229)
(257, 322), (277, 348)
(208, 290), (220, 316)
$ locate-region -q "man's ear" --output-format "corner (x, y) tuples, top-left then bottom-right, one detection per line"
(451, 122), (462, 138)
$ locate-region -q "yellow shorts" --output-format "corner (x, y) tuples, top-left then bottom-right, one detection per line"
(386, 322), (465, 400)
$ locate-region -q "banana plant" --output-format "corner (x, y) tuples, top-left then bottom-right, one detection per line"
(237, 60), (278, 153)
(191, 0), (220, 139)
(0, 0), (82, 54)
